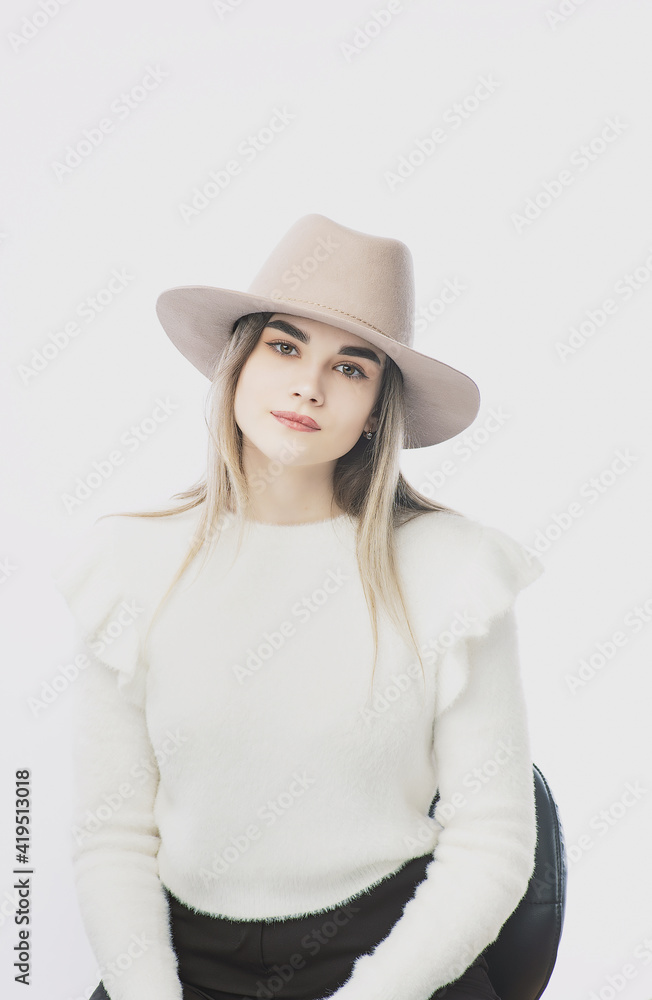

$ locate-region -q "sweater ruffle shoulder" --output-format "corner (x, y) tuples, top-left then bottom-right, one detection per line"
(51, 512), (194, 706)
(397, 511), (545, 717)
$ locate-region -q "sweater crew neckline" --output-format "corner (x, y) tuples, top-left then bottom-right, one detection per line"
(242, 512), (352, 529)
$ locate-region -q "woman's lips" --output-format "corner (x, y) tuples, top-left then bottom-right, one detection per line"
(271, 412), (321, 432)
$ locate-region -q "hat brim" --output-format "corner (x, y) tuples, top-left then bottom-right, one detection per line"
(155, 285), (480, 448)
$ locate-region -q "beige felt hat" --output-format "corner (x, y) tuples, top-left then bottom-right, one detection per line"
(155, 213), (480, 448)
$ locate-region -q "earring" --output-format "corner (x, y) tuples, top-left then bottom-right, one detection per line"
(364, 430), (374, 439)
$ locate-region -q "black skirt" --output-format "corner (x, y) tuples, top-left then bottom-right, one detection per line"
(156, 852), (501, 1000)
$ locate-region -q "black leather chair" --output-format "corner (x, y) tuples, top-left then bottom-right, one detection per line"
(429, 762), (567, 999)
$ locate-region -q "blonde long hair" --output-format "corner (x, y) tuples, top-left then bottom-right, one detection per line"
(102, 312), (462, 695)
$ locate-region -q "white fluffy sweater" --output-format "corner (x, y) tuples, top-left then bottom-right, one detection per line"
(52, 505), (544, 1000)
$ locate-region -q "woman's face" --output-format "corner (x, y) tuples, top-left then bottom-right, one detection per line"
(233, 313), (386, 468)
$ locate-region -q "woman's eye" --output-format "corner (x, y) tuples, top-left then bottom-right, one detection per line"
(266, 340), (298, 356)
(269, 340), (296, 354)
(265, 342), (368, 380)
(335, 363), (367, 381)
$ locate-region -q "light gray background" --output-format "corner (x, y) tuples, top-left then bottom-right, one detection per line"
(2, 1), (651, 997)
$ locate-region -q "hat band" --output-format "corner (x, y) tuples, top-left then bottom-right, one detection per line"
(266, 294), (389, 338)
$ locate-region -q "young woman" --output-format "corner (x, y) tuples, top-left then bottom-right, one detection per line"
(53, 214), (544, 1000)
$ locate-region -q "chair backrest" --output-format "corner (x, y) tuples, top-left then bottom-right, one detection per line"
(429, 763), (566, 999)
(482, 764), (566, 998)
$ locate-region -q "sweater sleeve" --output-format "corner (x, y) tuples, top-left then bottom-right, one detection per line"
(321, 524), (544, 1000)
(52, 518), (184, 1000)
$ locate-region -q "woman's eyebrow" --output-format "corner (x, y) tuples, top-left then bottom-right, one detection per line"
(266, 319), (382, 367)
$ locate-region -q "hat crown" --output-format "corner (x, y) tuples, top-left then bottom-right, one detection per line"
(246, 214), (415, 347)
